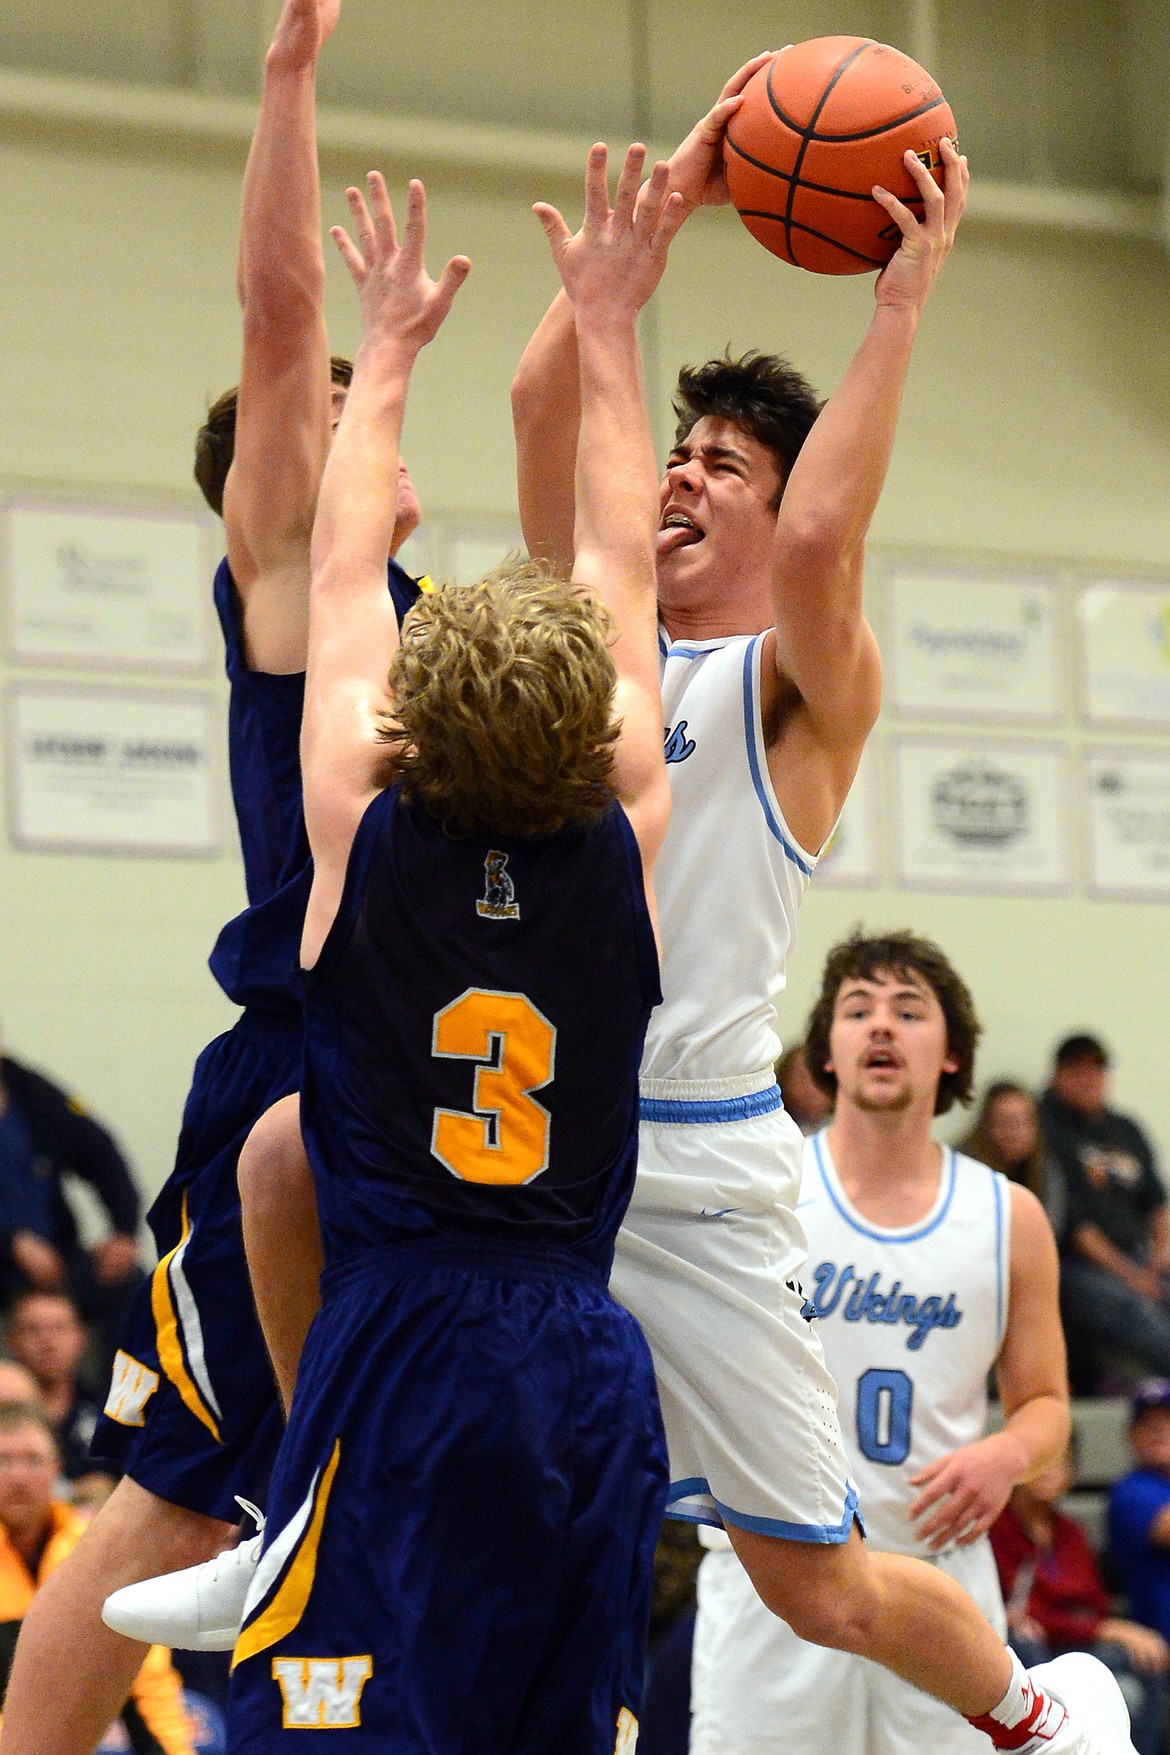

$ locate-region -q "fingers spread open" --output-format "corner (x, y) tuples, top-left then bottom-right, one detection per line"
(365, 170), (398, 254)
(612, 143), (647, 228)
(400, 178), (428, 265)
(633, 159), (671, 239)
(583, 143), (611, 232)
(330, 223), (366, 285)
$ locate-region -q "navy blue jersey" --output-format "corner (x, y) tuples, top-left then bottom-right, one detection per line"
(208, 558), (423, 1016)
(301, 788), (661, 1275)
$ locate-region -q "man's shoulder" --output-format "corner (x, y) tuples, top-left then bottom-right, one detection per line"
(1, 1056), (73, 1117)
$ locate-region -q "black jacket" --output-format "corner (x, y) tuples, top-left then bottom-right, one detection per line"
(0, 1056), (140, 1258)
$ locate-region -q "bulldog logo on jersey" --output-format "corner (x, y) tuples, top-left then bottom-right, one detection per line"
(476, 851), (520, 920)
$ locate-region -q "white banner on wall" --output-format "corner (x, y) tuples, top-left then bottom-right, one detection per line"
(7, 686), (220, 856)
(1078, 579), (1170, 728)
(886, 563), (1062, 721)
(816, 741), (882, 888)
(1085, 750), (1170, 900)
(4, 497), (213, 671)
(893, 737), (1071, 893)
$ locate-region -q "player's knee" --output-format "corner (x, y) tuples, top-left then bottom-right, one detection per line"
(767, 1577), (876, 1653)
(238, 1095), (304, 1211)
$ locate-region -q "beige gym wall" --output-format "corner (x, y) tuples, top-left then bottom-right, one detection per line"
(0, 1), (1168, 1204)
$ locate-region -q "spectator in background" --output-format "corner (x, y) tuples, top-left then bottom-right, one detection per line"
(6, 1293), (117, 1504)
(993, 1438), (1169, 1755)
(0, 1363), (40, 1408)
(775, 1042), (832, 1135)
(961, 1081), (1065, 1232)
(1110, 1379), (1170, 1657)
(0, 1402), (192, 1754)
(1039, 1035), (1170, 1385)
(0, 1043), (143, 1377)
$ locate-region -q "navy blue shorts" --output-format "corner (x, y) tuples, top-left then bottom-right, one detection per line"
(91, 1011), (300, 1522)
(226, 1243), (667, 1754)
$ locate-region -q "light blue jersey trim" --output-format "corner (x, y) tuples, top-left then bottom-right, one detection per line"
(639, 1086), (783, 1125)
(814, 1134), (958, 1243)
(992, 1169), (1007, 1343)
(665, 1477), (861, 1544)
(741, 635), (815, 877)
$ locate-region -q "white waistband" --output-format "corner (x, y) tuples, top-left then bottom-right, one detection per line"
(638, 1069), (776, 1102)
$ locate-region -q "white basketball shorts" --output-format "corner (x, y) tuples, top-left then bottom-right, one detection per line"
(691, 1535), (1007, 1755)
(611, 1086), (857, 1540)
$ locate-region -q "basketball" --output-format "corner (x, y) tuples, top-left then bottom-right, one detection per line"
(723, 37), (957, 275)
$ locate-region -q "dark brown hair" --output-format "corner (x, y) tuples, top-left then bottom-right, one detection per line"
(193, 355), (354, 517)
(804, 929), (981, 1116)
(672, 351), (823, 504)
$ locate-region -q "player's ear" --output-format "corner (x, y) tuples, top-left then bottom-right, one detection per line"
(942, 1050), (960, 1075)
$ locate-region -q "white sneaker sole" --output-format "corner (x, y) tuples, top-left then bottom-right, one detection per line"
(1028, 1653), (1137, 1755)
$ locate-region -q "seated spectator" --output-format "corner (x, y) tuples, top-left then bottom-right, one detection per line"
(0, 1361), (40, 1407)
(993, 1438), (1169, 1755)
(775, 1042), (832, 1135)
(0, 1401), (193, 1753)
(1039, 1034), (1170, 1385)
(0, 1043), (144, 1377)
(960, 1080), (1066, 1232)
(1110, 1379), (1170, 1651)
(6, 1290), (117, 1503)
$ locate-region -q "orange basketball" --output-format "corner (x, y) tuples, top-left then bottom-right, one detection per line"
(723, 37), (956, 275)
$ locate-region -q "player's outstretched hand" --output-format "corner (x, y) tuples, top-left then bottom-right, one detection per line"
(534, 144), (686, 319)
(267, 0), (340, 73)
(332, 175), (470, 356)
(660, 53), (780, 214)
(907, 1432), (1018, 1551)
(872, 135), (967, 314)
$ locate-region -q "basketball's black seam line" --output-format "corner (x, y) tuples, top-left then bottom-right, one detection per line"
(736, 213), (888, 267)
(772, 39), (872, 267)
(725, 135), (928, 206)
(807, 94), (947, 143)
(760, 80), (945, 143)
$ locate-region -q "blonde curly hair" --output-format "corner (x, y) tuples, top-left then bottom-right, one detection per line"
(379, 560), (620, 838)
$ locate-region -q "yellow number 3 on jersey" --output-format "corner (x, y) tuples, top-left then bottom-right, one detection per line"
(431, 988), (557, 1186)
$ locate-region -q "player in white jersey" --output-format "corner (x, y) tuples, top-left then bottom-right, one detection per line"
(691, 929), (1070, 1755)
(512, 59), (1135, 1755)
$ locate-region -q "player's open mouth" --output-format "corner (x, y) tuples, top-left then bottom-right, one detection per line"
(863, 1049), (902, 1070)
(658, 510), (705, 554)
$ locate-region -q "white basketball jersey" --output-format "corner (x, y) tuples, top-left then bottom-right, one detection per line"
(798, 1133), (1011, 1556)
(641, 632), (817, 1085)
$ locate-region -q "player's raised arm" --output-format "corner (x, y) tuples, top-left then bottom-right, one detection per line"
(533, 145), (684, 868)
(222, 0), (339, 672)
(510, 61), (765, 577)
(767, 139), (969, 819)
(300, 176), (469, 961)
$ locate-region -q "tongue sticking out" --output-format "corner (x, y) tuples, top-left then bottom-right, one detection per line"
(658, 522), (704, 556)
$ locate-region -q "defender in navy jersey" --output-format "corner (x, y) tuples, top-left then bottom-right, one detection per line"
(226, 147), (684, 1753)
(0, 8), (425, 1755)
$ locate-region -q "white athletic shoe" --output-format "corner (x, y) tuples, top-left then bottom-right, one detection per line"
(1026, 1653), (1138, 1755)
(101, 1498), (264, 1652)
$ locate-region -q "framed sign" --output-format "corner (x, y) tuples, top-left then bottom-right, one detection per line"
(886, 563), (1062, 721)
(4, 496), (213, 671)
(7, 685), (220, 857)
(1078, 579), (1170, 728)
(1084, 749), (1170, 901)
(816, 742), (882, 888)
(893, 737), (1071, 894)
